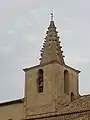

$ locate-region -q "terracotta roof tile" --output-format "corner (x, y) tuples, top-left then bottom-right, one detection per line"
(60, 95), (90, 113)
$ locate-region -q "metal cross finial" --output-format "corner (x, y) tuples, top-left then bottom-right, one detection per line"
(51, 8), (54, 21)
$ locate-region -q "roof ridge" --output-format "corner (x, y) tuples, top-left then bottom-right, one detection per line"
(0, 98), (24, 106)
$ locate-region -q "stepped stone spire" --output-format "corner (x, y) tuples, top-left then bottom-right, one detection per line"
(40, 13), (65, 65)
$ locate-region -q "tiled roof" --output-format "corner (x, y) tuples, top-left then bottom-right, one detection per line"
(60, 95), (90, 113)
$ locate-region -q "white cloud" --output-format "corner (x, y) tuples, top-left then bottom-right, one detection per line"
(7, 29), (14, 35)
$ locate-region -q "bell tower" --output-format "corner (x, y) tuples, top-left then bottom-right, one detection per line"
(23, 13), (80, 118)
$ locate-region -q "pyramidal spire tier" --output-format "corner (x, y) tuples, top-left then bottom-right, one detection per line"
(40, 13), (65, 65)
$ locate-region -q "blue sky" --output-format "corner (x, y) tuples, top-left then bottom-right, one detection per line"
(0, 0), (90, 102)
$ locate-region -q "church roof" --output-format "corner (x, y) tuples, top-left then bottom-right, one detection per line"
(25, 95), (90, 119)
(60, 95), (90, 114)
(40, 13), (65, 65)
(0, 98), (24, 107)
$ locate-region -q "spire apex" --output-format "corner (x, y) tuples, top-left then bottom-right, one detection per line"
(50, 10), (54, 21)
